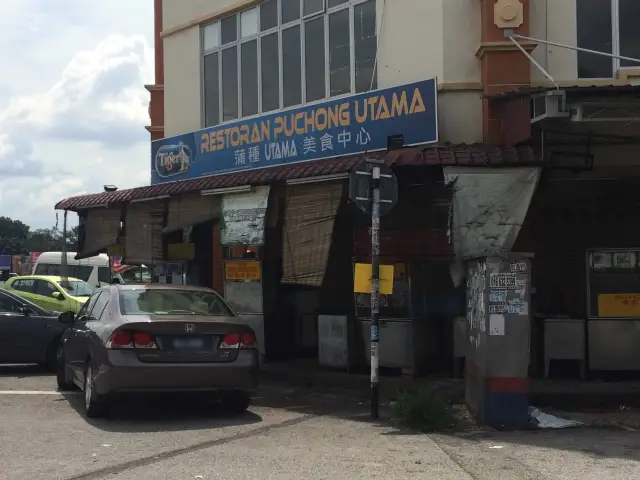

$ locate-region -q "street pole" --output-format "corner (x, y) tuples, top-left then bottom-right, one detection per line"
(370, 165), (381, 419)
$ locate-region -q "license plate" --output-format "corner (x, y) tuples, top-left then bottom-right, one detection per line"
(172, 338), (205, 349)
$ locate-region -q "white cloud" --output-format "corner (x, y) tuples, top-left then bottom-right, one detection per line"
(0, 1), (154, 229)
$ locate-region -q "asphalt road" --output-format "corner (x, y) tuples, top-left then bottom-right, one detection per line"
(0, 365), (639, 480)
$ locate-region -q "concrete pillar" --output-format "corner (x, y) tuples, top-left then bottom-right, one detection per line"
(465, 254), (532, 428)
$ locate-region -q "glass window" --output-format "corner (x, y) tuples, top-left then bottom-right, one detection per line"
(282, 25), (302, 107)
(329, 8), (350, 96)
(354, 0), (377, 93)
(58, 280), (97, 297)
(619, 0), (640, 68)
(90, 291), (109, 320)
(281, 0), (300, 24)
(203, 22), (220, 51)
(221, 16), (238, 44)
(201, 0), (377, 123)
(0, 292), (21, 313)
(98, 267), (111, 284)
(261, 32), (280, 112)
(305, 16), (326, 102)
(35, 280), (59, 298)
(241, 40), (259, 116)
(260, 0), (278, 31)
(304, 0), (325, 16)
(119, 288), (234, 317)
(204, 52), (220, 127)
(82, 292), (102, 319)
(577, 0), (612, 78)
(222, 47), (239, 121)
(12, 279), (35, 292)
(241, 8), (259, 38)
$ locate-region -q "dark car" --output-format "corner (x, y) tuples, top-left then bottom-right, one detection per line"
(0, 289), (66, 368)
(56, 283), (259, 418)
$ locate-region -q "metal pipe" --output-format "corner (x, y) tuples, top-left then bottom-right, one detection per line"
(508, 35), (557, 88)
(511, 33), (640, 65)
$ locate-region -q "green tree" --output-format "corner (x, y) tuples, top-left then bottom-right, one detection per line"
(0, 216), (30, 254)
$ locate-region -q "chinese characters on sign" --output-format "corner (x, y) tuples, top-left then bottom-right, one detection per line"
(151, 79), (438, 184)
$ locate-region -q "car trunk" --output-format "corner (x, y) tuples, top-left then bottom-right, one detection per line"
(118, 315), (254, 363)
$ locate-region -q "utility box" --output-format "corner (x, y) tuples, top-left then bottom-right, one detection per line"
(465, 254), (532, 428)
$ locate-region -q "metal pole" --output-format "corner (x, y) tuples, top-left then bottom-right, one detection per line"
(508, 35), (557, 87)
(370, 165), (381, 419)
(511, 33), (640, 65)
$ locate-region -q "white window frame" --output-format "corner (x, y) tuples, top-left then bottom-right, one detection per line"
(577, 0), (640, 79)
(200, 0), (376, 128)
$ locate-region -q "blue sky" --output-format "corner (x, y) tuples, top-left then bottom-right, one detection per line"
(0, 0), (154, 229)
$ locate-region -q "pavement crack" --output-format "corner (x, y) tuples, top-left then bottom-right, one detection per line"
(62, 414), (316, 480)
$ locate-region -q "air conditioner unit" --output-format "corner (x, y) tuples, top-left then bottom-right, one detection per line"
(570, 102), (640, 122)
(531, 90), (570, 123)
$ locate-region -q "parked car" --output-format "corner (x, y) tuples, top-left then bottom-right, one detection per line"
(3, 275), (96, 313)
(56, 283), (259, 418)
(0, 289), (67, 368)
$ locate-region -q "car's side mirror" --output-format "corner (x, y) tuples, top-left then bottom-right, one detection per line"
(52, 291), (64, 300)
(58, 311), (75, 324)
(19, 305), (30, 315)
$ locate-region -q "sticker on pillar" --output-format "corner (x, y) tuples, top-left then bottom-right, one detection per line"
(507, 299), (528, 315)
(489, 304), (506, 314)
(489, 273), (517, 289)
(489, 314), (505, 336)
(509, 261), (527, 273)
(370, 324), (378, 342)
(489, 290), (507, 303)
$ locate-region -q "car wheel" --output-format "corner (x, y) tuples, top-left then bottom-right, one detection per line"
(83, 363), (108, 418)
(222, 390), (251, 414)
(55, 344), (76, 391)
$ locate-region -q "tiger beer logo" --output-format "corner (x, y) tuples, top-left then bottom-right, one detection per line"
(155, 143), (193, 178)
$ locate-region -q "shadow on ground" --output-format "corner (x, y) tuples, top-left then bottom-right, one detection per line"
(0, 364), (53, 379)
(59, 391), (263, 433)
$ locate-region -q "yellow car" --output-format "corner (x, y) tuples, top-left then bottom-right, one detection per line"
(3, 275), (96, 313)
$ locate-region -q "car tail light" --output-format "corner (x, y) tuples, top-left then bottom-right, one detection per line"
(220, 332), (257, 349)
(107, 331), (157, 349)
(241, 333), (256, 348)
(133, 332), (155, 349)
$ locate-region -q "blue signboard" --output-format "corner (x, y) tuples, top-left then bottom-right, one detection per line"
(151, 79), (437, 185)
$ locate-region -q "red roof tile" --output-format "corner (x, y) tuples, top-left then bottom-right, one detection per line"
(55, 144), (537, 211)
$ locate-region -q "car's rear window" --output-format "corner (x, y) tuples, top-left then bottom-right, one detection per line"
(119, 289), (234, 317)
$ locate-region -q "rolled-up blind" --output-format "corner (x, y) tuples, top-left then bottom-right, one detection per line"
(75, 207), (121, 259)
(163, 193), (220, 233)
(124, 202), (164, 265)
(282, 181), (343, 286)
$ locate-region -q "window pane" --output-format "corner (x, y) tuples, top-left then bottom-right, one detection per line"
(222, 47), (239, 121)
(203, 22), (220, 51)
(619, 0), (640, 68)
(354, 0), (377, 93)
(260, 0), (278, 31)
(261, 32), (280, 112)
(204, 52), (220, 126)
(281, 0), (300, 24)
(328, 0), (348, 8)
(241, 40), (259, 116)
(241, 8), (259, 38)
(576, 0), (612, 78)
(282, 26), (302, 107)
(303, 0), (324, 16)
(305, 17), (326, 102)
(221, 15), (237, 44)
(329, 9), (350, 96)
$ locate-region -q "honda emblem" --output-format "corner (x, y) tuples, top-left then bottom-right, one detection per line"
(184, 324), (195, 333)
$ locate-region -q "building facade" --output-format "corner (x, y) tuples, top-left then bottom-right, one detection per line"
(57, 0), (640, 403)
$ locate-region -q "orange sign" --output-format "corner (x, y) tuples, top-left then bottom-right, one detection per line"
(225, 261), (261, 281)
(597, 293), (640, 317)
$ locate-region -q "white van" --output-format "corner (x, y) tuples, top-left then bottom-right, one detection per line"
(32, 252), (123, 287)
